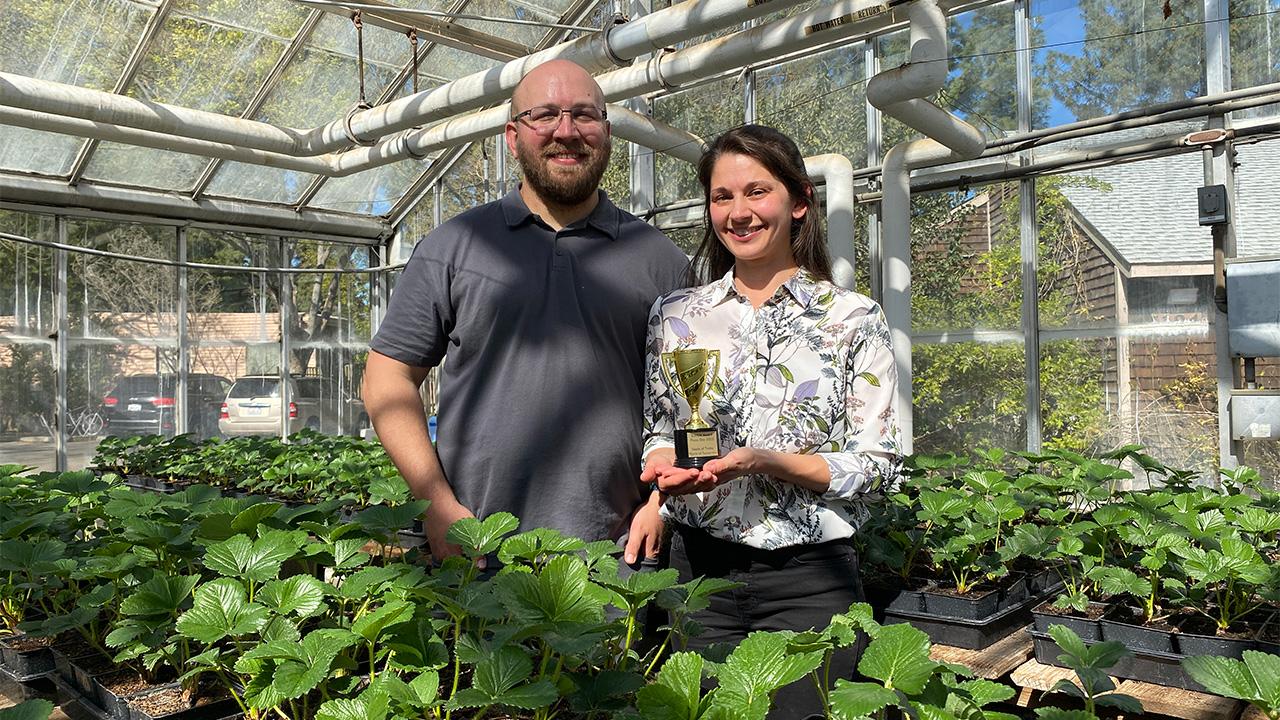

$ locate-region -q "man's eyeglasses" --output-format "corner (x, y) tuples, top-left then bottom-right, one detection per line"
(513, 105), (608, 134)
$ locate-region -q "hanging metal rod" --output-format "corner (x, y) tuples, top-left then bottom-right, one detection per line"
(0, 231), (406, 274)
(294, 0), (598, 31)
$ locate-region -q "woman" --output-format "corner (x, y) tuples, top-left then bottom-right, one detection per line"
(640, 125), (902, 719)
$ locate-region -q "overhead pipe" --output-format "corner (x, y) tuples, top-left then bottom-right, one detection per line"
(0, 174), (386, 240)
(866, 0), (986, 453)
(1, 0), (898, 180)
(0, 0), (809, 157)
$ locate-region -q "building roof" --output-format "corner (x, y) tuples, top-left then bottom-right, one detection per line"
(1061, 139), (1280, 268)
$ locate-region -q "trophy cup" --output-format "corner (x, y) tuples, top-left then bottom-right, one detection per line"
(660, 348), (722, 469)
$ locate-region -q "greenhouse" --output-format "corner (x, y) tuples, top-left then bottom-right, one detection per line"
(2, 0), (1280, 718)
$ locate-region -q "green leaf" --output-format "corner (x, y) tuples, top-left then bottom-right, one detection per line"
(333, 565), (404, 600)
(444, 647), (557, 710)
(1183, 655), (1261, 701)
(957, 679), (1015, 707)
(498, 528), (586, 565)
(857, 623), (938, 694)
(352, 599), (415, 642)
(119, 574), (199, 617)
(250, 629), (359, 702)
(497, 554), (605, 625)
(409, 671), (441, 707)
(231, 502), (283, 534)
(473, 645), (533, 695)
(1244, 651), (1280, 709)
(317, 691), (389, 720)
(636, 652), (705, 720)
(176, 578), (270, 643)
(1046, 625), (1088, 664)
(203, 530), (307, 583)
(446, 512), (519, 557)
(567, 670), (646, 713)
(355, 500), (429, 539)
(1034, 708), (1096, 720)
(0, 699), (55, 720)
(491, 680), (559, 710)
(1095, 693), (1144, 714)
(709, 631), (825, 720)
(259, 575), (328, 618)
(828, 681), (899, 718)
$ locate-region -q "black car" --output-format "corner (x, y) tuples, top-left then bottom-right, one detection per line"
(103, 374), (231, 439)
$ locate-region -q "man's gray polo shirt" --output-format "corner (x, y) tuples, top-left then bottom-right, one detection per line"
(371, 188), (689, 543)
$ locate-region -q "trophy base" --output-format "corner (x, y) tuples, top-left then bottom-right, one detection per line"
(673, 456), (714, 470)
(675, 427), (720, 471)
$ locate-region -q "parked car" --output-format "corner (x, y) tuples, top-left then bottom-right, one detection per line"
(219, 374), (367, 437)
(103, 374), (231, 439)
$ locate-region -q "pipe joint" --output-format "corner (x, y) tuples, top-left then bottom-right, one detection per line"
(647, 47), (679, 91)
(601, 23), (629, 66)
(343, 104), (379, 147)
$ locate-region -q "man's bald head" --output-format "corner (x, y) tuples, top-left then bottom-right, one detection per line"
(511, 59), (606, 116)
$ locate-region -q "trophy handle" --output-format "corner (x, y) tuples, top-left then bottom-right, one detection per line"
(704, 350), (720, 399)
(659, 352), (679, 399)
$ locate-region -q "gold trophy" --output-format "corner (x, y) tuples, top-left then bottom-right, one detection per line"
(660, 348), (722, 469)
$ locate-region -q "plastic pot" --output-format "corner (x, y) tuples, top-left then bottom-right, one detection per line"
(1031, 600), (1105, 642)
(1099, 604), (1177, 655)
(127, 685), (241, 720)
(0, 634), (55, 679)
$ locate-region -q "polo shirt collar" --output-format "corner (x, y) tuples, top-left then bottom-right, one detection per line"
(500, 186), (622, 239)
(708, 267), (822, 308)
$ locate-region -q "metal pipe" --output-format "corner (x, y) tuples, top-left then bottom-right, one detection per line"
(866, 0), (987, 453)
(0, 175), (388, 241)
(0, 0), (807, 157)
(609, 105), (707, 163)
(2, 0), (895, 181)
(805, 154), (858, 290)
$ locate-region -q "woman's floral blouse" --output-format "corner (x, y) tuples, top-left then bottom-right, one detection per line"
(643, 268), (902, 549)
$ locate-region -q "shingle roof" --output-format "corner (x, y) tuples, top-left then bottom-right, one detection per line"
(1060, 139), (1280, 266)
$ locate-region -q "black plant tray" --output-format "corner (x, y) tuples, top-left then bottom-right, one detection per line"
(920, 573), (1040, 620)
(126, 684), (241, 720)
(0, 635), (55, 679)
(1032, 601), (1106, 643)
(1100, 605), (1178, 655)
(1030, 629), (1207, 693)
(864, 581), (927, 620)
(884, 597), (1037, 650)
(0, 664), (59, 702)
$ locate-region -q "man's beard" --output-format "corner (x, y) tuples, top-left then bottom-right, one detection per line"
(516, 137), (611, 207)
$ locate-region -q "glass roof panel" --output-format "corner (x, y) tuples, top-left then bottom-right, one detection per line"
(204, 13), (408, 204)
(82, 2), (309, 190)
(454, 0), (567, 50)
(310, 79), (446, 214)
(0, 0), (156, 175)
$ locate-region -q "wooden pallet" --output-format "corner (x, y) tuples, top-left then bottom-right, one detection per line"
(929, 625), (1035, 679)
(1009, 658), (1245, 720)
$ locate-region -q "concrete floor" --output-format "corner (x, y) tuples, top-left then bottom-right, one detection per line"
(0, 438), (100, 472)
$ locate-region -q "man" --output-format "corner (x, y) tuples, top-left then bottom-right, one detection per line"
(363, 59), (689, 567)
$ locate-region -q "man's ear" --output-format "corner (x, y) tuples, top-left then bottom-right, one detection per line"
(504, 121), (519, 155)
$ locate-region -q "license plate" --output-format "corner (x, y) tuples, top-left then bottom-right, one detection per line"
(127, 403), (142, 412)
(243, 406), (267, 417)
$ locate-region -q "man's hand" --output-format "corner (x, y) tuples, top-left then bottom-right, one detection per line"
(624, 491), (664, 565)
(640, 448), (675, 487)
(425, 499), (477, 566)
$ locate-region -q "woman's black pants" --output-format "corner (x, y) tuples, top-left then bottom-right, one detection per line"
(669, 525), (868, 720)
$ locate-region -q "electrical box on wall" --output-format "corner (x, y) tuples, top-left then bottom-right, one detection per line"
(1231, 391), (1280, 441)
(1226, 257), (1280, 358)
(1198, 184), (1229, 226)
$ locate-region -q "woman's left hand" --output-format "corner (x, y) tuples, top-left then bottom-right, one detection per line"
(697, 447), (759, 486)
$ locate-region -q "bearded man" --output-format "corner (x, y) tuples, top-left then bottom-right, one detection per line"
(364, 60), (689, 566)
